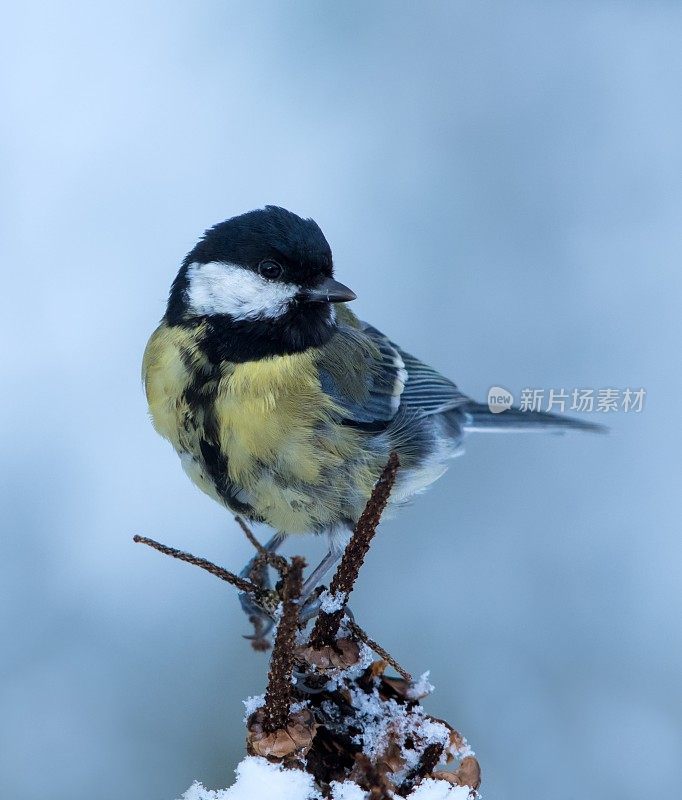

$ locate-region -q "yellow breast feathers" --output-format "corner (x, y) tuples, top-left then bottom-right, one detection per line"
(213, 348), (345, 486)
(142, 321), (368, 532)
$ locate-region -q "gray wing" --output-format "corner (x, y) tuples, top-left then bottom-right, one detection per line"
(319, 320), (469, 428)
(319, 318), (606, 438)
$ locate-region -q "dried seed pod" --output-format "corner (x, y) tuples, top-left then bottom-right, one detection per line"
(348, 753), (397, 797)
(368, 660), (388, 679)
(247, 707), (317, 759)
(378, 740), (407, 775)
(432, 755), (482, 790)
(297, 638), (361, 670)
(380, 675), (432, 702)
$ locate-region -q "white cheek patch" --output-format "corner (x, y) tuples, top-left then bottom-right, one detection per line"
(186, 261), (298, 320)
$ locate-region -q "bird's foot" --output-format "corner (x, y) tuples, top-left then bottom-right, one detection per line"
(238, 531), (286, 649)
(237, 539), (348, 648)
(297, 587), (354, 625)
(240, 582), (353, 648)
(239, 587), (280, 649)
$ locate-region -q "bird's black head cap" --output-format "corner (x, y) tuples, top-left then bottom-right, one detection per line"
(166, 206), (355, 363)
(188, 205), (333, 283)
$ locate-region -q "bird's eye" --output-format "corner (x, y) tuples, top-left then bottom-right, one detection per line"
(258, 260), (283, 280)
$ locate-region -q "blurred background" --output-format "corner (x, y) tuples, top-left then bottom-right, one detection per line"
(2, 2), (680, 798)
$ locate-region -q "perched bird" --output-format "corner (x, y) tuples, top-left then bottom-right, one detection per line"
(143, 206), (603, 597)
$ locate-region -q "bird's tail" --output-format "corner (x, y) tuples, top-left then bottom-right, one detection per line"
(460, 402), (607, 434)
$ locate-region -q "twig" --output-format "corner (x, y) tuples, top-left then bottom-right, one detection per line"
(133, 448), (481, 795)
(234, 516), (266, 554)
(235, 518), (288, 614)
(248, 550), (290, 581)
(347, 621), (412, 682)
(133, 535), (259, 594)
(262, 556), (305, 733)
(310, 453), (400, 647)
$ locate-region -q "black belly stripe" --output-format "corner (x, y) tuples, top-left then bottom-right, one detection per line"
(182, 372), (260, 520)
(198, 438), (258, 518)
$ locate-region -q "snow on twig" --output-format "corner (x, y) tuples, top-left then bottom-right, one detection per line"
(137, 454), (481, 799)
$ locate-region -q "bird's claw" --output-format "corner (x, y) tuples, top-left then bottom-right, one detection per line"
(296, 588), (324, 624)
(237, 537), (351, 647)
(239, 586), (280, 648)
(237, 531), (287, 648)
(296, 589), (354, 625)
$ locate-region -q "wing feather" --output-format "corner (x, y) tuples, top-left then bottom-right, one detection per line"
(317, 314), (468, 428)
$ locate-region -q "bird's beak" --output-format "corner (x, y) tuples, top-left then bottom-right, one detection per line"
(303, 277), (357, 303)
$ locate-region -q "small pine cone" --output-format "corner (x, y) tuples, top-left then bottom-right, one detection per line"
(247, 707), (317, 759)
(296, 638), (361, 670)
(432, 755), (482, 791)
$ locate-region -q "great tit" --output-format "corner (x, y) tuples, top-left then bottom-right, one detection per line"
(143, 206), (603, 591)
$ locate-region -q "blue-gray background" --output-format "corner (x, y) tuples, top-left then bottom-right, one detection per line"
(2, 2), (680, 799)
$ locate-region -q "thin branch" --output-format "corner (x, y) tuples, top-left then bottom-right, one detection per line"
(347, 621), (412, 682)
(310, 452), (400, 647)
(133, 535), (259, 594)
(234, 516), (266, 554)
(248, 550), (290, 581)
(235, 518), (288, 623)
(133, 446), (480, 795)
(262, 556), (305, 733)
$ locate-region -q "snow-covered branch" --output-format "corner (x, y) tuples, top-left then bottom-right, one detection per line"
(137, 455), (481, 799)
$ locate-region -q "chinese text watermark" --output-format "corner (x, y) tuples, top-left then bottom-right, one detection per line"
(487, 386), (645, 414)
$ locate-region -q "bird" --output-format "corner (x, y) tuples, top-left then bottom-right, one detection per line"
(142, 205), (604, 612)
